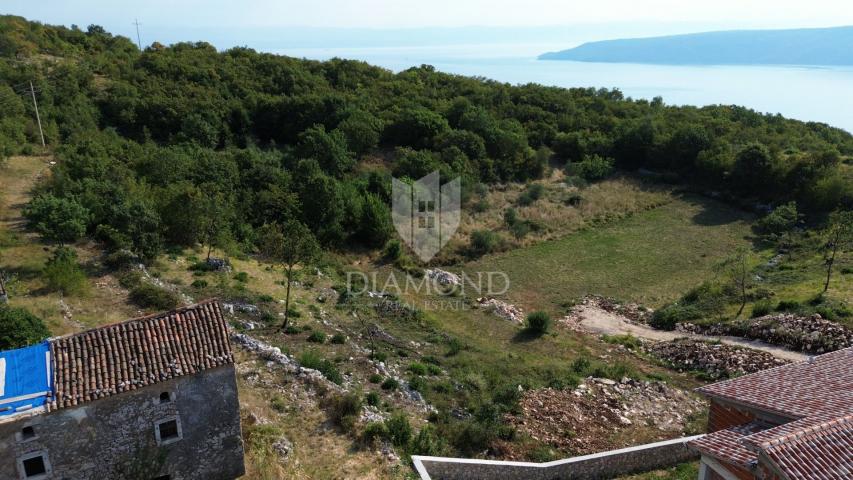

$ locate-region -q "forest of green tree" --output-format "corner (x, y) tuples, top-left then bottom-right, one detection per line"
(1, 15), (852, 262)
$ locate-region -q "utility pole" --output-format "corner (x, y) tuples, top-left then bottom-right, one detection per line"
(133, 18), (143, 50)
(29, 81), (45, 148)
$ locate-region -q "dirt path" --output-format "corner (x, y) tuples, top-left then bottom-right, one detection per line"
(572, 304), (809, 362)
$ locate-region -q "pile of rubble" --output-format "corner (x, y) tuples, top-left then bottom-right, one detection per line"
(679, 313), (853, 354)
(231, 332), (343, 392)
(580, 295), (652, 324)
(425, 268), (461, 286)
(507, 377), (705, 455)
(647, 339), (788, 379)
(477, 298), (524, 324)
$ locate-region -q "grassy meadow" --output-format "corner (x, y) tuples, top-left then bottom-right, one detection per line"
(467, 194), (755, 313)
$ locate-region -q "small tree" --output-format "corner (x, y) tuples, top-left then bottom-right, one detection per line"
(0, 305), (50, 350)
(719, 248), (753, 318)
(24, 194), (90, 245)
(823, 210), (853, 293)
(257, 221), (320, 331)
(199, 191), (233, 262)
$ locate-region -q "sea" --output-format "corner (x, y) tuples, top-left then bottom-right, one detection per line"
(274, 43), (853, 133)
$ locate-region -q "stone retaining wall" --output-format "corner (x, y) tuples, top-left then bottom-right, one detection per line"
(413, 434), (704, 480)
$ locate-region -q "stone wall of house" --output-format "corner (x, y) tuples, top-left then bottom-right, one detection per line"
(414, 435), (703, 480)
(0, 365), (244, 480)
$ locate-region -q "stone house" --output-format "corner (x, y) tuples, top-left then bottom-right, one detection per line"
(0, 300), (245, 480)
(689, 346), (852, 480)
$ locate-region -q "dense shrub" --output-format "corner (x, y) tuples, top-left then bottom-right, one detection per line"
(650, 304), (702, 330)
(469, 230), (502, 256)
(384, 413), (413, 447)
(525, 311), (551, 335)
(43, 247), (88, 295)
(751, 300), (774, 318)
(365, 391), (380, 407)
(328, 392), (362, 431)
(298, 350), (343, 385)
(0, 306), (51, 350)
(567, 154), (615, 181)
(381, 378), (399, 390)
(129, 283), (179, 310)
(756, 202), (800, 236)
(517, 183), (545, 206)
(307, 331), (327, 343)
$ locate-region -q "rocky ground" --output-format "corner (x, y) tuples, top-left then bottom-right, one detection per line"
(476, 297), (525, 324)
(646, 339), (789, 379)
(506, 377), (706, 457)
(678, 313), (853, 354)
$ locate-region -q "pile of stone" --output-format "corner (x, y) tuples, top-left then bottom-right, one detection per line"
(578, 295), (652, 324)
(507, 377), (705, 454)
(231, 332), (342, 391)
(477, 298), (524, 324)
(206, 257), (231, 272)
(648, 339), (788, 379)
(425, 268), (461, 287)
(679, 313), (853, 354)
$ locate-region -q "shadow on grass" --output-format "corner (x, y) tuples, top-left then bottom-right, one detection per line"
(511, 328), (545, 343)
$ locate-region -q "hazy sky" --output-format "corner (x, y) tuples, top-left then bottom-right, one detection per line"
(5, 1), (853, 29)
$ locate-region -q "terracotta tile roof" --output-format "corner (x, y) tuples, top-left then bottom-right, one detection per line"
(690, 421), (770, 467)
(690, 347), (853, 480)
(696, 347), (853, 420)
(761, 415), (853, 479)
(49, 300), (233, 409)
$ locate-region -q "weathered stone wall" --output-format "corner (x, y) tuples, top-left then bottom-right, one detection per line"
(414, 435), (703, 480)
(0, 365), (244, 480)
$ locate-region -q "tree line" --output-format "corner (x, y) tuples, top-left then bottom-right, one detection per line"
(1, 14), (851, 264)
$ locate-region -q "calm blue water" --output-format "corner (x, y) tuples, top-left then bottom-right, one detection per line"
(276, 44), (853, 133)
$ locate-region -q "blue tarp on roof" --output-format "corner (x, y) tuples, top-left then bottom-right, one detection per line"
(0, 342), (52, 417)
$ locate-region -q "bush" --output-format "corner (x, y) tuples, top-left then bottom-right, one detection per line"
(408, 362), (427, 375)
(756, 202), (800, 236)
(233, 272), (249, 283)
(129, 283), (179, 310)
(307, 331), (327, 343)
(369, 373), (383, 384)
(525, 311), (551, 335)
(384, 413), (412, 447)
(365, 391), (380, 407)
(329, 392), (363, 430)
(381, 378), (399, 390)
(191, 279), (208, 288)
(776, 299), (802, 312)
(0, 306), (51, 350)
(751, 300), (774, 318)
(410, 425), (444, 456)
(470, 230), (502, 256)
(408, 376), (427, 392)
(104, 249), (139, 269)
(517, 183), (545, 206)
(650, 304), (702, 330)
(299, 351), (343, 385)
(43, 247), (88, 296)
(567, 154), (615, 181)
(360, 422), (388, 445)
(330, 333), (346, 344)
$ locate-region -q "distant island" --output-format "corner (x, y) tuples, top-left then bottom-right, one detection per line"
(539, 26), (853, 65)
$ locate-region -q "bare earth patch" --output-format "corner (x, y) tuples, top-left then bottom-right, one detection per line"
(506, 378), (706, 457)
